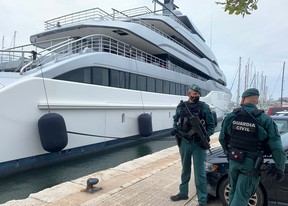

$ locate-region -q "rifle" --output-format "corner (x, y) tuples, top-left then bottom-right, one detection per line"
(183, 101), (212, 155)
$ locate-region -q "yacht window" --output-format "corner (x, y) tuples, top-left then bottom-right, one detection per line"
(138, 75), (147, 91)
(54, 67), (201, 97)
(110, 70), (120, 87)
(170, 82), (176, 95)
(176, 83), (181, 95)
(129, 73), (137, 90)
(163, 80), (170, 94)
(147, 77), (156, 92)
(180, 85), (186, 96)
(156, 79), (163, 93)
(92, 67), (109, 86)
(54, 67), (91, 83)
(119, 71), (129, 89)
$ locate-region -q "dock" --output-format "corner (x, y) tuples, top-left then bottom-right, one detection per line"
(2, 132), (221, 206)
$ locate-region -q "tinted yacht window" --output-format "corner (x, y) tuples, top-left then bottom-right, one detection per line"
(163, 80), (170, 94)
(54, 67), (198, 97)
(54, 67), (91, 83)
(156, 79), (163, 93)
(92, 67), (109, 86)
(138, 75), (147, 91)
(119, 71), (129, 89)
(147, 77), (156, 92)
(176, 83), (181, 95)
(129, 73), (137, 90)
(180, 85), (186, 96)
(170, 82), (176, 95)
(110, 70), (120, 87)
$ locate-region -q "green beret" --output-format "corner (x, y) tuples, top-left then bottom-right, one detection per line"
(242, 88), (260, 98)
(190, 85), (201, 93)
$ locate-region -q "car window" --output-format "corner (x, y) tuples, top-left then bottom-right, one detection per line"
(274, 120), (288, 134)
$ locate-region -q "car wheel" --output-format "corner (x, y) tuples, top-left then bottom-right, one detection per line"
(218, 177), (265, 206)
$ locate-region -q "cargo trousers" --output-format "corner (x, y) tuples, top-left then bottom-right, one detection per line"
(179, 139), (207, 205)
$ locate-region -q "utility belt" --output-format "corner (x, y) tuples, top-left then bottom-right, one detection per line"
(228, 148), (266, 177)
(228, 148), (257, 163)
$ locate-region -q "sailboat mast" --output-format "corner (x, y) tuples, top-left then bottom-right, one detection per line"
(237, 57), (242, 106)
(1, 36), (4, 49)
(281, 62), (285, 107)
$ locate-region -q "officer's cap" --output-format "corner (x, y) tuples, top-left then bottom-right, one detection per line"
(190, 85), (201, 93)
(242, 88), (260, 98)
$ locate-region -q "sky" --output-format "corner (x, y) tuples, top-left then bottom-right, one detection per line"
(1, 0), (288, 102)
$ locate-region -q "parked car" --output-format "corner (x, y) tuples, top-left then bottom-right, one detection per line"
(267, 106), (288, 116)
(271, 115), (288, 134)
(205, 132), (288, 206)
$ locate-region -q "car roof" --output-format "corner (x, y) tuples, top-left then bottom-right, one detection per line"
(276, 110), (288, 113)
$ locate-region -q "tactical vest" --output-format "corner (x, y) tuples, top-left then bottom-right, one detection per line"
(178, 101), (205, 132)
(230, 108), (263, 152)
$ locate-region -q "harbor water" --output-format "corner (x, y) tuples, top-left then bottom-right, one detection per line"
(0, 135), (177, 204)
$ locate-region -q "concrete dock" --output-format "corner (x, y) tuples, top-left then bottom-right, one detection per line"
(2, 133), (221, 206)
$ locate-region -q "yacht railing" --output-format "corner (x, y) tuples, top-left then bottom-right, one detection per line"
(44, 6), (193, 35)
(44, 7), (201, 59)
(0, 36), (71, 71)
(45, 8), (113, 30)
(15, 34), (204, 80)
(111, 6), (153, 19)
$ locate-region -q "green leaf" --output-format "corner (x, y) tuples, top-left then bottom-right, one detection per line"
(229, 9), (235, 14)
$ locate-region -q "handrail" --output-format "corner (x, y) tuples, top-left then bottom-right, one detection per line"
(44, 7), (202, 60)
(16, 34), (204, 81)
(44, 6), (196, 39)
(19, 38), (74, 74)
(45, 8), (113, 30)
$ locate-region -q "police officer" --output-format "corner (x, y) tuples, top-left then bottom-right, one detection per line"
(170, 85), (215, 206)
(219, 88), (286, 206)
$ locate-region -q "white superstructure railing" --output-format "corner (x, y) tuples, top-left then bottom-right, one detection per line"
(7, 34), (204, 80)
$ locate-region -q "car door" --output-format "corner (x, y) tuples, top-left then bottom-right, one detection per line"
(275, 155), (288, 205)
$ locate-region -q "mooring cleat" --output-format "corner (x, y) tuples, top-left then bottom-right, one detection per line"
(82, 178), (102, 193)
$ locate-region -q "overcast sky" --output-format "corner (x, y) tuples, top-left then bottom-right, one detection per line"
(1, 0), (288, 101)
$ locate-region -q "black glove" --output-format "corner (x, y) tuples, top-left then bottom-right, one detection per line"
(268, 166), (284, 182)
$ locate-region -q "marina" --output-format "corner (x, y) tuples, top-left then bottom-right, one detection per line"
(0, 0), (231, 179)
(1, 133), (221, 206)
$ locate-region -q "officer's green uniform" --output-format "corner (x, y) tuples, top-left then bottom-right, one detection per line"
(219, 88), (286, 206)
(173, 86), (215, 205)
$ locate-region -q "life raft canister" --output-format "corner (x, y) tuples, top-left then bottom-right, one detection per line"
(38, 113), (68, 152)
(138, 113), (153, 137)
